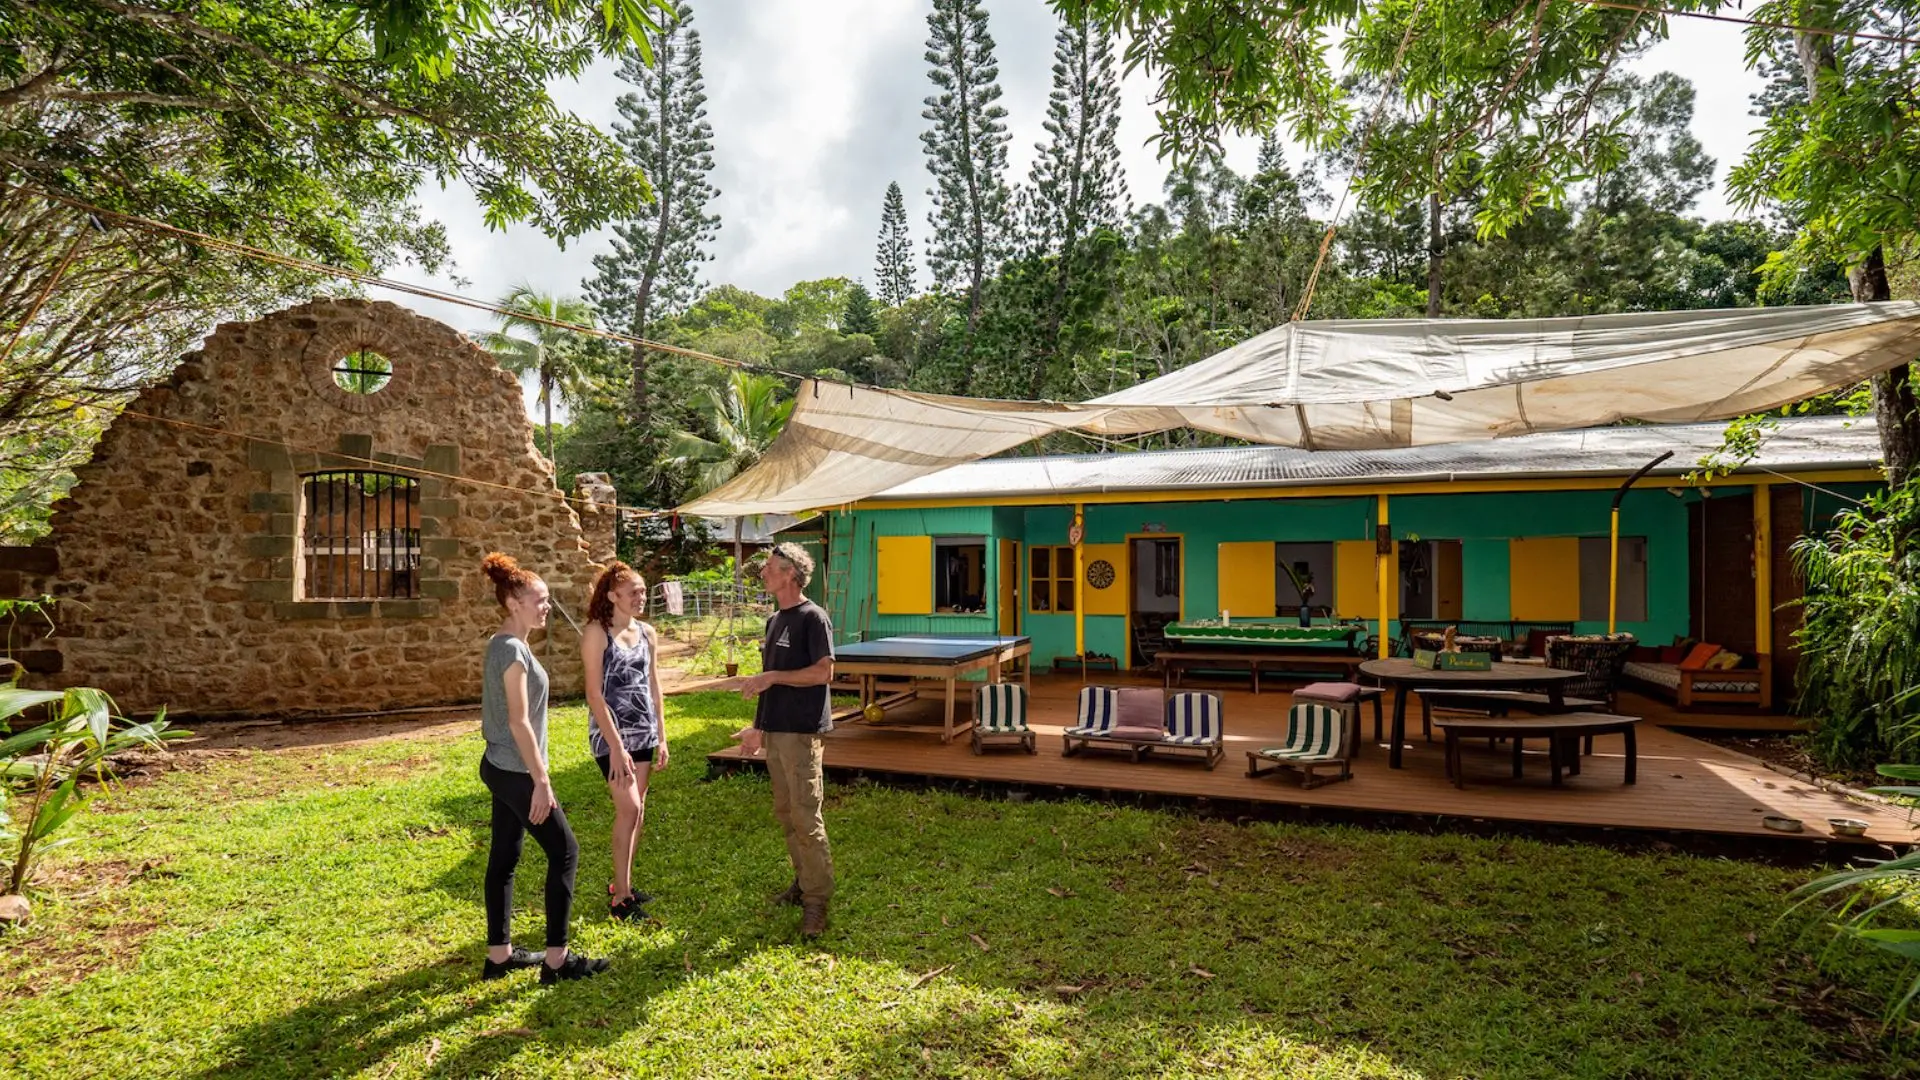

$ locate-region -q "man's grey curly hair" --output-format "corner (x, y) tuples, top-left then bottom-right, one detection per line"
(768, 541), (815, 587)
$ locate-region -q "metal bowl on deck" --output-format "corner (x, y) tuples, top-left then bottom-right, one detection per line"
(1761, 815), (1804, 833)
(1828, 818), (1869, 838)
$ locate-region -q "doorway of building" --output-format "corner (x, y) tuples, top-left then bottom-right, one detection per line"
(1129, 535), (1182, 667)
(1399, 539), (1464, 621)
(1689, 494), (1756, 648)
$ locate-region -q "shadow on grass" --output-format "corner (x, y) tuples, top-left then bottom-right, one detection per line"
(184, 694), (1916, 1080)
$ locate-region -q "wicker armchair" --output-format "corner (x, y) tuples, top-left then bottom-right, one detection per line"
(1544, 635), (1637, 711)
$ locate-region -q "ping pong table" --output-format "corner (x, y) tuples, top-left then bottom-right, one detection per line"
(832, 634), (1032, 743)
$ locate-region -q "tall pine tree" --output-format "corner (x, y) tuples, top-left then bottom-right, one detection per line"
(874, 181), (916, 306)
(1025, 15), (1127, 385)
(921, 0), (1011, 336)
(584, 1), (719, 434)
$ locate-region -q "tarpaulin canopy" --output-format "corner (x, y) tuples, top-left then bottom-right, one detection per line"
(679, 303), (1920, 515)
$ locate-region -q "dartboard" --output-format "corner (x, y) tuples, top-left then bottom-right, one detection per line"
(1086, 559), (1116, 589)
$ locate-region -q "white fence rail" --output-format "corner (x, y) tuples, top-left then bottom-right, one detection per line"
(651, 578), (772, 620)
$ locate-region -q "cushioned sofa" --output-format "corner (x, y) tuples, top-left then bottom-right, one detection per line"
(1622, 644), (1772, 710)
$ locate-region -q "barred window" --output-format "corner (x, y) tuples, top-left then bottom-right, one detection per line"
(301, 471), (420, 599)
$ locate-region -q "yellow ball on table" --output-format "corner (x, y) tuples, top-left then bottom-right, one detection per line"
(862, 703), (888, 725)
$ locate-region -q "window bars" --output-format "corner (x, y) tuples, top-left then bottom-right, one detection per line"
(301, 471), (421, 599)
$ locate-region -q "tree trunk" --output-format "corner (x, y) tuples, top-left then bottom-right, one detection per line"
(1797, 31), (1920, 489)
(732, 516), (744, 605)
(1854, 248), (1920, 488)
(1426, 191), (1443, 319)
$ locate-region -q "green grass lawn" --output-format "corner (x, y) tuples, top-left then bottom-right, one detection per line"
(1, 691), (1914, 1079)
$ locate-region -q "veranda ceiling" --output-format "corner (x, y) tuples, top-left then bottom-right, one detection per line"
(678, 303), (1920, 515)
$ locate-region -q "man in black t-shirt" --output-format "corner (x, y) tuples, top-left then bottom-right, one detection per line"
(733, 542), (836, 937)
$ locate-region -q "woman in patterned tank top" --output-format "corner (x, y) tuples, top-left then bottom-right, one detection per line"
(582, 561), (668, 921)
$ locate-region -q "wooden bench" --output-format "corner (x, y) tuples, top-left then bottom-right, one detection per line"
(1417, 689), (1607, 746)
(1432, 713), (1640, 788)
(1159, 650), (1361, 693)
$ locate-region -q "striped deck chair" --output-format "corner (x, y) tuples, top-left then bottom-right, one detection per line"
(971, 682), (1035, 755)
(1163, 691), (1225, 769)
(1060, 686), (1118, 758)
(1247, 702), (1353, 788)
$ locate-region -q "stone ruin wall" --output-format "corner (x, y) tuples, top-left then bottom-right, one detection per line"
(0, 298), (609, 718)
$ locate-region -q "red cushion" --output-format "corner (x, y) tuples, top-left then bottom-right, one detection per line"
(1657, 645), (1687, 664)
(1627, 645), (1659, 662)
(1525, 629), (1555, 657)
(1678, 643), (1722, 672)
(1112, 687), (1165, 736)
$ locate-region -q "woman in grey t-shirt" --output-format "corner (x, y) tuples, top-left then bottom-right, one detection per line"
(476, 552), (607, 985)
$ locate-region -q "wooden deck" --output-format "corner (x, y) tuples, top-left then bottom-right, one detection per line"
(706, 674), (1917, 848)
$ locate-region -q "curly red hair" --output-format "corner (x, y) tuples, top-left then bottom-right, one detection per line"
(480, 552), (542, 607)
(586, 560), (644, 630)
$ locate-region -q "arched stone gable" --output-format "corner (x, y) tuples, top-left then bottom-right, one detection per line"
(4, 298), (601, 717)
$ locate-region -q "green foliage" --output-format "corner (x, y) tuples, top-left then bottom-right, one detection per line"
(923, 0), (1013, 330)
(6, 1), (668, 249)
(1729, 6), (1920, 266)
(1789, 764), (1920, 1023)
(0, 685), (184, 896)
(583, 0), (719, 438)
(873, 182), (918, 307)
(664, 372), (795, 497)
(1065, 0), (1666, 238)
(840, 283), (879, 338)
(769, 279), (853, 337)
(474, 285), (599, 464)
(2, 0), (671, 546)
(1790, 479), (1920, 768)
(0, 700), (1916, 1074)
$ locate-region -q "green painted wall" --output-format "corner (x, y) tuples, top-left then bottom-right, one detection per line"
(1390, 489), (1691, 641)
(845, 480), (1858, 668)
(837, 506), (998, 642)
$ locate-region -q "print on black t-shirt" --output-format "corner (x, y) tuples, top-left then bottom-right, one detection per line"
(754, 600), (836, 734)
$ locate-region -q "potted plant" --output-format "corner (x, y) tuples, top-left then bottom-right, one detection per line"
(1282, 563), (1316, 628)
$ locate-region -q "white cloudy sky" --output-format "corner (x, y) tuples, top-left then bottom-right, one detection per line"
(396, 1), (1765, 397)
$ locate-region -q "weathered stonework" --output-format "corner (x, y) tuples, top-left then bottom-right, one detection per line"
(573, 472), (619, 566)
(2, 299), (604, 718)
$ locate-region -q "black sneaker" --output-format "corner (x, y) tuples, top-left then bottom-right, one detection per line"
(481, 946), (542, 981)
(608, 882), (654, 906)
(539, 952), (611, 985)
(609, 891), (648, 922)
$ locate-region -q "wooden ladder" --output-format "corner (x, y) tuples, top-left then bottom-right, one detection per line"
(823, 510), (857, 644)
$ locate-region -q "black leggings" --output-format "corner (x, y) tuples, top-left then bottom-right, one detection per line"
(479, 757), (578, 948)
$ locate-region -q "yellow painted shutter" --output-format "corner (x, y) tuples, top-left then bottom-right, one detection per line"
(1334, 540), (1399, 619)
(1216, 541), (1276, 617)
(1080, 542), (1128, 615)
(1509, 537), (1581, 620)
(875, 535), (933, 614)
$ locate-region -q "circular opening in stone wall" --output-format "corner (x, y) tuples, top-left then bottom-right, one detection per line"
(333, 348), (393, 395)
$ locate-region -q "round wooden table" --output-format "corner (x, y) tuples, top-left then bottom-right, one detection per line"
(1358, 658), (1586, 769)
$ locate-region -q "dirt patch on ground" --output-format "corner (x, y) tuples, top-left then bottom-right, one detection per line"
(1697, 734), (1889, 791)
(35, 642), (726, 796)
(0, 857), (176, 1000)
(1171, 816), (1357, 873)
(186, 714), (480, 753)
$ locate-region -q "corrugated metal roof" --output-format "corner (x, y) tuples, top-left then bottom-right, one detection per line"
(867, 416), (1882, 501)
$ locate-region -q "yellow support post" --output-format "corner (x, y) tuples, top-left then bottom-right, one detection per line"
(1754, 483), (1772, 656)
(1608, 507), (1621, 634)
(1072, 504), (1086, 663)
(1375, 494), (1391, 659)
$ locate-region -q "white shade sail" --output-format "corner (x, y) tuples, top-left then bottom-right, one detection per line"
(679, 303), (1920, 515)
